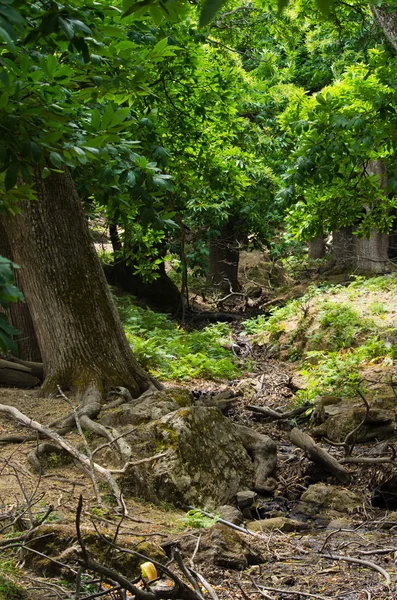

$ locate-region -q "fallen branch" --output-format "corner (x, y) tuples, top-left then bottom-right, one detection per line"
(322, 553), (391, 586)
(290, 427), (351, 483)
(188, 506), (255, 536)
(248, 403), (312, 420)
(0, 403), (123, 505)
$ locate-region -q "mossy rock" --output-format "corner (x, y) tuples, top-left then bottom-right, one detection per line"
(22, 524), (166, 578)
(300, 484), (361, 512)
(247, 517), (303, 533)
(120, 406), (254, 509)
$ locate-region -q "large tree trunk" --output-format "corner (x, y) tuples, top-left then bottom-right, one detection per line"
(308, 235), (325, 259)
(331, 226), (356, 270)
(355, 159), (390, 274)
(3, 167), (158, 401)
(208, 220), (241, 293)
(371, 4), (397, 51)
(0, 223), (41, 362)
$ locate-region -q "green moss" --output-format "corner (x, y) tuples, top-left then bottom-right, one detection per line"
(0, 574), (27, 600)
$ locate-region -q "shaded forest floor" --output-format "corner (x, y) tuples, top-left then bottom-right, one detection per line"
(1, 261), (397, 600)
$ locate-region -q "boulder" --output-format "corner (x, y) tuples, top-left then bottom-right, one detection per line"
(216, 505), (244, 525)
(202, 525), (264, 570)
(299, 483), (361, 513)
(236, 490), (257, 510)
(101, 389), (181, 427)
(312, 395), (396, 442)
(120, 406), (254, 509)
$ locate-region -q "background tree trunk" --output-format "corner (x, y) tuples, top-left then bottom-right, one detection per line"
(0, 223), (41, 362)
(371, 4), (397, 51)
(3, 167), (157, 400)
(332, 227), (356, 270)
(308, 235), (326, 259)
(105, 226), (181, 315)
(208, 220), (241, 293)
(355, 159), (390, 274)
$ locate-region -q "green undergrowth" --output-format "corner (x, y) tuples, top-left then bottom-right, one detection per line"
(242, 274), (397, 403)
(116, 297), (238, 380)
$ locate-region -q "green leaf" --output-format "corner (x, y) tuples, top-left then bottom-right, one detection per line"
(59, 17), (74, 40)
(49, 152), (64, 168)
(0, 25), (16, 52)
(0, 92), (8, 108)
(110, 107), (130, 127)
(122, 0), (153, 19)
(101, 103), (114, 129)
(5, 163), (18, 190)
(199, 0), (229, 28)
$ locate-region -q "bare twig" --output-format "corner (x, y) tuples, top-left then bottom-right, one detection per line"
(322, 552), (391, 586)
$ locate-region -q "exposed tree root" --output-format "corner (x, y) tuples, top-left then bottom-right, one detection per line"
(0, 402), (124, 506)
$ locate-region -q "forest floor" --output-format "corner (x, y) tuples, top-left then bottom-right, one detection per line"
(1, 263), (397, 600)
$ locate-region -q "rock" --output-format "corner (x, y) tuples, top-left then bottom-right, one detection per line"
(216, 505), (244, 525)
(247, 517), (302, 533)
(326, 518), (352, 530)
(381, 512), (397, 530)
(236, 490), (257, 510)
(312, 395), (396, 442)
(120, 406), (254, 509)
(101, 390), (180, 426)
(235, 424), (277, 493)
(300, 484), (361, 512)
(22, 524), (166, 578)
(208, 525), (264, 570)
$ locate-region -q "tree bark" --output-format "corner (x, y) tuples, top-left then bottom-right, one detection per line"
(0, 223), (41, 362)
(308, 235), (325, 259)
(331, 226), (356, 269)
(2, 167), (158, 400)
(208, 220), (241, 293)
(371, 4), (397, 51)
(355, 159), (390, 274)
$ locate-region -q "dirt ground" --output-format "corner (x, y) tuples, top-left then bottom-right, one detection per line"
(0, 359), (397, 600)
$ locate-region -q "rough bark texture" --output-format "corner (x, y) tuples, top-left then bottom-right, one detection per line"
(332, 226), (356, 269)
(208, 220), (241, 293)
(371, 4), (397, 51)
(308, 235), (325, 259)
(2, 167), (157, 399)
(355, 160), (390, 274)
(0, 222), (41, 361)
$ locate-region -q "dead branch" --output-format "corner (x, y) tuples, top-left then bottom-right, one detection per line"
(188, 506), (255, 536)
(0, 403), (123, 505)
(247, 403), (311, 420)
(290, 427), (351, 483)
(78, 496), (206, 600)
(322, 553), (391, 586)
(0, 506), (53, 548)
(249, 576), (331, 600)
(343, 390), (370, 456)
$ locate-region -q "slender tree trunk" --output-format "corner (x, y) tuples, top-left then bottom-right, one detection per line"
(208, 220), (241, 293)
(3, 167), (158, 400)
(371, 4), (397, 51)
(355, 159), (390, 274)
(308, 235), (325, 259)
(0, 223), (41, 362)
